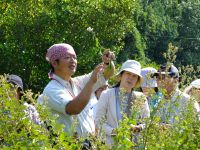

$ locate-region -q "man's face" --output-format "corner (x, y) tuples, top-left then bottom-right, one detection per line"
(53, 49), (77, 76)
(191, 88), (200, 103)
(157, 74), (178, 91)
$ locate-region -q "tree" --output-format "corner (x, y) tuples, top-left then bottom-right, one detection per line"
(175, 0), (200, 66)
(0, 0), (143, 92)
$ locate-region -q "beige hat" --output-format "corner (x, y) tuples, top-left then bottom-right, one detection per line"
(190, 79), (200, 89)
(141, 67), (157, 88)
(116, 60), (143, 87)
(184, 79), (200, 94)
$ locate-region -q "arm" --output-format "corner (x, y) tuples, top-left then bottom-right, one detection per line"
(66, 64), (104, 115)
(133, 92), (150, 119)
(95, 90), (110, 133)
(74, 50), (115, 92)
(103, 122), (116, 136)
(130, 94), (150, 132)
(140, 100), (150, 118)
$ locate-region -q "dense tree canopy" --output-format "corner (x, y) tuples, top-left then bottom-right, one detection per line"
(0, 0), (199, 92)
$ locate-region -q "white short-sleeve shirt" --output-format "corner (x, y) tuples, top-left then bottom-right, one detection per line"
(43, 73), (106, 137)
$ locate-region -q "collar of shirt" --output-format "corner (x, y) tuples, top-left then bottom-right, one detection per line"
(170, 88), (183, 101)
(52, 73), (73, 89)
(115, 87), (131, 122)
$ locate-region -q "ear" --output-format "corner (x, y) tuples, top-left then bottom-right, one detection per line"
(135, 77), (141, 88)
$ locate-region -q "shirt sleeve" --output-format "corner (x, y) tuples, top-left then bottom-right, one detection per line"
(37, 94), (44, 105)
(134, 92), (150, 119)
(140, 100), (150, 118)
(95, 90), (115, 135)
(43, 85), (72, 115)
(74, 72), (107, 92)
(95, 91), (109, 129)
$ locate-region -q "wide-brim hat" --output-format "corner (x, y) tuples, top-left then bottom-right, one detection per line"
(190, 79), (200, 89)
(141, 67), (157, 88)
(115, 60), (143, 87)
(153, 63), (179, 78)
(184, 79), (200, 94)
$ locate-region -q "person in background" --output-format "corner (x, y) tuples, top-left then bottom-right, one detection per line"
(95, 83), (109, 100)
(141, 67), (162, 112)
(7, 74), (41, 125)
(95, 60), (150, 146)
(153, 64), (199, 124)
(89, 82), (109, 119)
(42, 43), (115, 138)
(184, 79), (200, 107)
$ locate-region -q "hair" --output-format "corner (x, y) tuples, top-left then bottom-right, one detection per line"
(50, 59), (59, 73)
(17, 88), (23, 100)
(112, 82), (120, 88)
(113, 71), (123, 88)
(9, 82), (23, 100)
(154, 87), (159, 93)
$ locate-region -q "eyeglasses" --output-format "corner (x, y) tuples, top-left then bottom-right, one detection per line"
(155, 73), (176, 80)
(64, 55), (77, 61)
(157, 74), (167, 80)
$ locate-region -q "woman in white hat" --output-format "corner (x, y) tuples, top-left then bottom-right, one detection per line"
(140, 67), (162, 112)
(95, 60), (150, 146)
(184, 79), (200, 107)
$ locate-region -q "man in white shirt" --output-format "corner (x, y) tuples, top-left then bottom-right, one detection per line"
(153, 64), (199, 124)
(42, 43), (115, 137)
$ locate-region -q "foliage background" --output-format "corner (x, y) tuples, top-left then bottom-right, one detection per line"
(0, 0), (200, 92)
(0, 1), (200, 149)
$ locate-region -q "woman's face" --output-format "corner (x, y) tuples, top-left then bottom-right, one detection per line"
(191, 88), (200, 103)
(120, 71), (139, 92)
(141, 87), (155, 96)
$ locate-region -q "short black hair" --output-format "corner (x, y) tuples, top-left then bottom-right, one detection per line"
(50, 59), (59, 73)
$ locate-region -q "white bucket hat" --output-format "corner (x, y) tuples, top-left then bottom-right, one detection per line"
(184, 79), (200, 94)
(141, 67), (157, 88)
(116, 60), (143, 87)
(190, 79), (200, 89)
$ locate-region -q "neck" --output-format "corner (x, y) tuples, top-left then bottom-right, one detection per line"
(54, 70), (71, 81)
(165, 86), (177, 99)
(119, 85), (132, 93)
